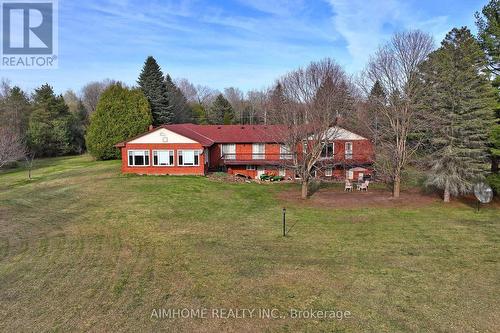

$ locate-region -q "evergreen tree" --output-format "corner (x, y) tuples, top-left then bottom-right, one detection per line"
(476, 0), (500, 180)
(1, 86), (31, 138)
(137, 56), (173, 125)
(475, 0), (499, 76)
(86, 83), (152, 160)
(420, 27), (497, 202)
(268, 83), (286, 125)
(63, 90), (88, 153)
(191, 103), (207, 124)
(209, 94), (234, 124)
(367, 80), (386, 149)
(27, 84), (79, 157)
(165, 74), (193, 123)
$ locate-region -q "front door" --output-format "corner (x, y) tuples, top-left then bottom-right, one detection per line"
(257, 166), (265, 179)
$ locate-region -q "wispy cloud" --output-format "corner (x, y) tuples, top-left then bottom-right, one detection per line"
(2, 0), (480, 94)
(327, 0), (449, 71)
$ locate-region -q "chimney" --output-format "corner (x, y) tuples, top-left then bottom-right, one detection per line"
(335, 112), (343, 126)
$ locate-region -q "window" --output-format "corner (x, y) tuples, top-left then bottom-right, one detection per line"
(280, 144), (293, 159)
(345, 142), (353, 159)
(321, 143), (334, 158)
(252, 143), (265, 159)
(347, 169), (354, 180)
(128, 150), (149, 166)
(178, 150), (200, 166)
(325, 168), (333, 177)
(279, 167), (286, 177)
(153, 150), (174, 166)
(246, 165), (256, 170)
(221, 144), (236, 160)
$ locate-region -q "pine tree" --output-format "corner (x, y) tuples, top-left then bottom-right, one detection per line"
(475, 0), (499, 76)
(86, 83), (152, 160)
(165, 74), (193, 123)
(137, 56), (173, 125)
(27, 84), (79, 157)
(268, 83), (286, 125)
(420, 27), (497, 202)
(1, 86), (31, 138)
(367, 80), (386, 149)
(209, 94), (234, 124)
(476, 0), (500, 184)
(191, 103), (207, 124)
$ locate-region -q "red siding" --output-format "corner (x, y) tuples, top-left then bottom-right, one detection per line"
(117, 128), (375, 178)
(121, 143), (205, 175)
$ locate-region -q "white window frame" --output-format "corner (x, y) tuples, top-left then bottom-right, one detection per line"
(178, 150), (200, 166)
(280, 144), (293, 159)
(152, 150), (174, 167)
(325, 167), (333, 177)
(345, 142), (353, 159)
(221, 144), (236, 160)
(128, 150), (150, 167)
(347, 169), (354, 180)
(252, 143), (265, 160)
(279, 167), (286, 177)
(321, 142), (334, 158)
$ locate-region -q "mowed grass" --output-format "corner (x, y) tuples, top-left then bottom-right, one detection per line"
(0, 156), (499, 332)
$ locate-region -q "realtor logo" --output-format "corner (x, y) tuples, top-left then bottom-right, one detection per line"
(1, 0), (58, 68)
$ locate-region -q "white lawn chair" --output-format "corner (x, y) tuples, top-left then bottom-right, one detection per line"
(344, 180), (353, 192)
(357, 180), (369, 191)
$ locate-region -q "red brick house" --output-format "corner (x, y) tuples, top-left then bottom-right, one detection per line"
(115, 124), (374, 180)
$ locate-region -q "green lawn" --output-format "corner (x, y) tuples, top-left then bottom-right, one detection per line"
(0, 155), (499, 332)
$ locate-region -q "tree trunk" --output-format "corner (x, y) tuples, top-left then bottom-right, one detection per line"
(301, 180), (309, 199)
(443, 185), (450, 203)
(492, 155), (499, 174)
(393, 174), (401, 198)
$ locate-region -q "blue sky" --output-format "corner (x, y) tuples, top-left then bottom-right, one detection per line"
(2, 0), (488, 94)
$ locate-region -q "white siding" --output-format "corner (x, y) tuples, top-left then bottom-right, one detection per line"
(129, 128), (198, 144)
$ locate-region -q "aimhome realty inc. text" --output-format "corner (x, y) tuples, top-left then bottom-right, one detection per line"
(150, 308), (352, 320)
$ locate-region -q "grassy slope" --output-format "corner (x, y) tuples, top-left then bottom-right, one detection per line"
(0, 156), (498, 332)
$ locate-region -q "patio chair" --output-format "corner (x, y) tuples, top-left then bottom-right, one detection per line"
(344, 180), (353, 192)
(357, 180), (369, 191)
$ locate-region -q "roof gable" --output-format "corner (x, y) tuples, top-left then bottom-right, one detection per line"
(326, 127), (367, 140)
(129, 127), (199, 144)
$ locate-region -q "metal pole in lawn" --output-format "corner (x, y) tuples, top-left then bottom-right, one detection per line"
(282, 208), (286, 237)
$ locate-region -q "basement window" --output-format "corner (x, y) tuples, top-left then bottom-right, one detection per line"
(178, 150), (200, 166)
(153, 150), (174, 166)
(128, 150), (150, 166)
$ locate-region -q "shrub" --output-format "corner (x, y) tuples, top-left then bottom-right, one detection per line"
(86, 84), (152, 160)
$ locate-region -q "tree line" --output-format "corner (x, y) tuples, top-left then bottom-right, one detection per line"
(0, 0), (498, 202)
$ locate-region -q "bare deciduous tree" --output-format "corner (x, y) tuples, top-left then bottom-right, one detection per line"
(224, 87), (245, 123)
(174, 78), (198, 103)
(81, 79), (115, 114)
(0, 126), (25, 169)
(247, 89), (269, 124)
(361, 30), (434, 198)
(270, 58), (354, 199)
(195, 85), (219, 107)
